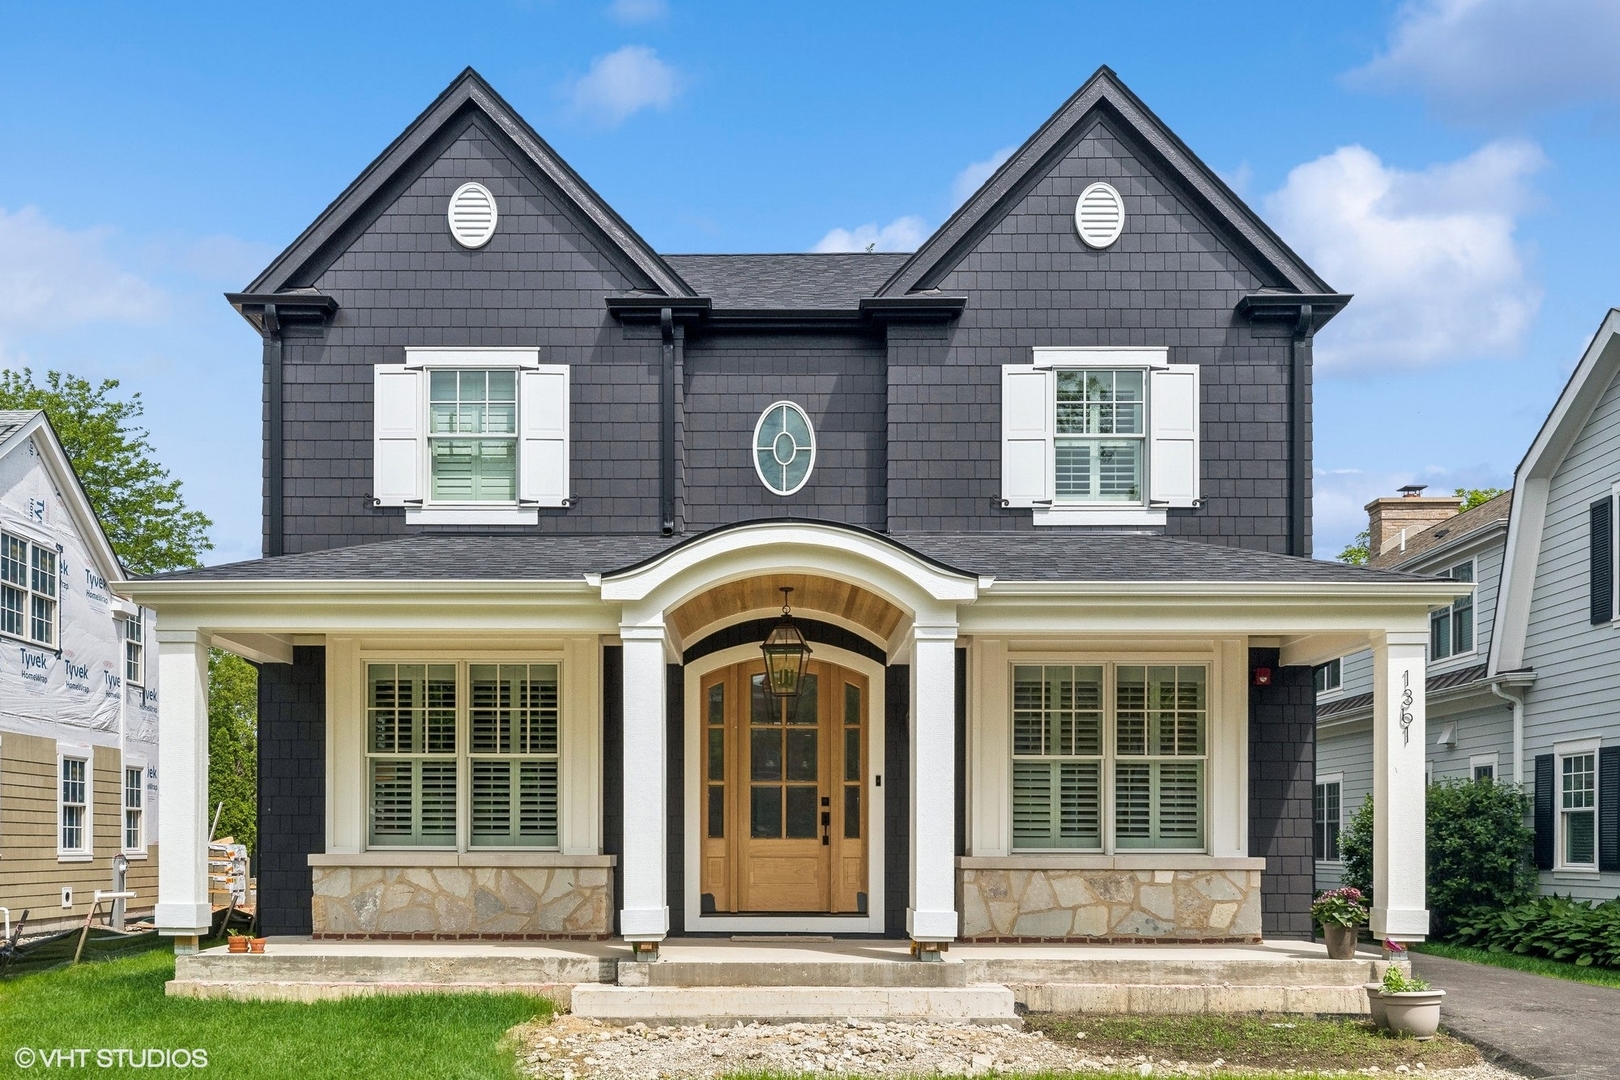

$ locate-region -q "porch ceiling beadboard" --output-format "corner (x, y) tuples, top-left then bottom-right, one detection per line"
(666, 574), (903, 642)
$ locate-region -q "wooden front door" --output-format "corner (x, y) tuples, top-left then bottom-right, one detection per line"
(699, 660), (868, 915)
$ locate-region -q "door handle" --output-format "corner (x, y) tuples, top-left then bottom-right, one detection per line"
(821, 810), (830, 846)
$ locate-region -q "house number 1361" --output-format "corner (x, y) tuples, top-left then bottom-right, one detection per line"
(1399, 670), (1414, 745)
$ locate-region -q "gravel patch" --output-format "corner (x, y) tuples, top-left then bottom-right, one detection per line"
(515, 1016), (1528, 1078)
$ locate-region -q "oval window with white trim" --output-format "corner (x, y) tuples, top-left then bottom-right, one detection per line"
(752, 401), (816, 496)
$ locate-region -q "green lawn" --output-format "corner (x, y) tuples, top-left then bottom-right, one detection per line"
(0, 946), (550, 1079)
(1414, 939), (1620, 990)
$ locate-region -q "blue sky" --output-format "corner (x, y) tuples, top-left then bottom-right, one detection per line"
(3, 0), (1619, 564)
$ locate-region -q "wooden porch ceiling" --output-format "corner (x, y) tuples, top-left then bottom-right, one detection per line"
(668, 574), (904, 643)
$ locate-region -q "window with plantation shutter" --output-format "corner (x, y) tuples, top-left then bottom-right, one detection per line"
(364, 659), (565, 850)
(469, 664), (561, 847)
(1011, 666), (1103, 849)
(1009, 661), (1207, 852)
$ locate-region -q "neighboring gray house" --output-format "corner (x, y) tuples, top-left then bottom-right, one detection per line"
(1315, 490), (1515, 891)
(1317, 309), (1620, 901)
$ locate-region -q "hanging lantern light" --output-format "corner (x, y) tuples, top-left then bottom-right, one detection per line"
(761, 586), (811, 698)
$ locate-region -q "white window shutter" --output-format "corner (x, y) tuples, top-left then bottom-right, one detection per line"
(1001, 364), (1053, 507)
(1148, 363), (1200, 508)
(520, 365), (570, 506)
(373, 364), (424, 506)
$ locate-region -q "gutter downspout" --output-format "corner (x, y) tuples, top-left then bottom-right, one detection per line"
(1489, 681), (1525, 786)
(660, 306), (676, 537)
(1291, 304), (1314, 558)
(263, 304), (284, 558)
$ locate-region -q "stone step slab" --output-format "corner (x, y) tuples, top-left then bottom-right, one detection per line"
(618, 958), (967, 988)
(570, 984), (1020, 1026)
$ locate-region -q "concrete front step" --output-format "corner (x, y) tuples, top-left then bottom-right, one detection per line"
(168, 950), (609, 1004)
(571, 984), (1020, 1026)
(618, 958), (967, 988)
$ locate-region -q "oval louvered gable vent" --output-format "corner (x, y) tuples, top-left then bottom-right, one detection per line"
(1074, 181), (1124, 249)
(448, 182), (499, 249)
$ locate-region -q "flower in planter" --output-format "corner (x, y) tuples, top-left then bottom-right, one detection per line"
(1311, 887), (1370, 928)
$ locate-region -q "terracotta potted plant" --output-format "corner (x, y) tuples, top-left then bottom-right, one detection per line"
(1311, 887), (1368, 960)
(226, 933), (249, 954)
(249, 937), (268, 954)
(1381, 965), (1445, 1040)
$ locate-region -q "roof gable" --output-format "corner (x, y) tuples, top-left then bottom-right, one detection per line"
(877, 67), (1332, 298)
(0, 411), (127, 587)
(1492, 308), (1620, 674)
(243, 68), (692, 299)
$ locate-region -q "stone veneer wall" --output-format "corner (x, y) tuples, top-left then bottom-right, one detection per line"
(959, 867), (1262, 942)
(311, 865), (613, 939)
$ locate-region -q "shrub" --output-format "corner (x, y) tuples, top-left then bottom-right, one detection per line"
(1426, 778), (1533, 936)
(1341, 794), (1374, 896)
(1452, 896), (1620, 969)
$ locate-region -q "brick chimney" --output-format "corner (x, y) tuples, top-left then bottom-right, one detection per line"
(1365, 486), (1464, 557)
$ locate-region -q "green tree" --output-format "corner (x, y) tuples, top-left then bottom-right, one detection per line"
(208, 650), (258, 851)
(0, 369), (212, 573)
(1341, 793), (1374, 895)
(1454, 486), (1507, 512)
(1337, 530), (1370, 566)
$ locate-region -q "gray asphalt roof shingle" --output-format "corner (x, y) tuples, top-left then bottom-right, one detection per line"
(0, 410), (40, 443)
(144, 526), (1428, 586)
(663, 253), (910, 311)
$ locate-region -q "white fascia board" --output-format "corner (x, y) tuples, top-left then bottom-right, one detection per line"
(118, 579), (617, 635)
(961, 580), (1469, 637)
(1494, 310), (1620, 674)
(0, 412), (128, 588)
(1391, 522), (1509, 577)
(598, 522), (978, 611)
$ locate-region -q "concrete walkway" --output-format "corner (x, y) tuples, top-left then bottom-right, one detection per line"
(1411, 952), (1620, 1079)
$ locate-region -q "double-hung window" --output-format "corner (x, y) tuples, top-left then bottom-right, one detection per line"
(1430, 561), (1474, 660)
(1314, 776), (1342, 861)
(366, 661), (562, 849)
(373, 350), (569, 524)
(429, 370), (518, 502)
(1559, 750), (1597, 869)
(59, 751), (89, 857)
(1, 531), (57, 647)
(1001, 348), (1200, 525)
(1314, 658), (1342, 695)
(123, 764), (145, 851)
(124, 615), (144, 687)
(1011, 663), (1206, 851)
(1055, 370), (1145, 503)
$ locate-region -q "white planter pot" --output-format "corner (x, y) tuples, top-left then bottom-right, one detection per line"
(1382, 989), (1445, 1040)
(1364, 983), (1388, 1029)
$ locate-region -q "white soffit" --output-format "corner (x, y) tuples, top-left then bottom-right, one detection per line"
(448, 182), (498, 248)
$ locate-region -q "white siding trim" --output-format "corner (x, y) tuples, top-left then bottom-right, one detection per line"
(403, 348), (541, 369)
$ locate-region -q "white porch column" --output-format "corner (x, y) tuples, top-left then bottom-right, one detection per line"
(1371, 629), (1430, 940)
(908, 621), (959, 943)
(619, 623), (669, 942)
(155, 628), (212, 939)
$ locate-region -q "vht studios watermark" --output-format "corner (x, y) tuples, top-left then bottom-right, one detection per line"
(13, 1047), (209, 1069)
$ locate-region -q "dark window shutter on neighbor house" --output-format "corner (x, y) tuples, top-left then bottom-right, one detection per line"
(1600, 746), (1620, 874)
(1592, 498), (1614, 624)
(1534, 754), (1555, 871)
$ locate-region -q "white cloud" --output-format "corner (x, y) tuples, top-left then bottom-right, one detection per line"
(812, 216), (928, 254)
(607, 0), (667, 24)
(951, 147), (1014, 206)
(567, 45), (679, 126)
(1350, 0), (1620, 122)
(1264, 140), (1545, 371)
(0, 206), (166, 333)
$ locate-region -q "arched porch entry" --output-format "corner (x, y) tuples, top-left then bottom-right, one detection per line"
(599, 522), (980, 950)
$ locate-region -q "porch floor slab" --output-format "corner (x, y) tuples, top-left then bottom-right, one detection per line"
(167, 937), (1391, 1016)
